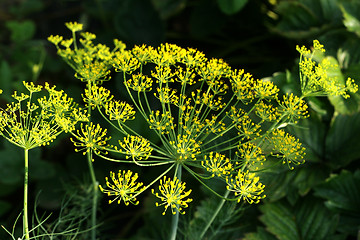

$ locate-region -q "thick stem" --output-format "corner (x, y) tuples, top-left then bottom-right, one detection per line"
(87, 150), (98, 240)
(199, 190), (230, 239)
(169, 165), (182, 240)
(87, 82), (98, 240)
(24, 149), (30, 240)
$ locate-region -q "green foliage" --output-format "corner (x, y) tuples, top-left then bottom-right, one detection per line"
(217, 0), (248, 15)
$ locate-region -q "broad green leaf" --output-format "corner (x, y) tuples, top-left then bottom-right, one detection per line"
(244, 227), (278, 240)
(326, 112), (360, 167)
(271, 0), (342, 39)
(259, 197), (339, 240)
(217, 0), (248, 15)
(314, 170), (360, 213)
(314, 170), (360, 235)
(259, 201), (299, 240)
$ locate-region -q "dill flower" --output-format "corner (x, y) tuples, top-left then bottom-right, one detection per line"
(255, 101), (280, 122)
(235, 115), (261, 139)
(155, 87), (179, 104)
(105, 100), (136, 122)
(65, 22), (83, 32)
(118, 135), (153, 160)
(126, 73), (153, 92)
(51, 24), (359, 217)
(83, 84), (113, 109)
(230, 69), (256, 104)
(278, 93), (308, 123)
(226, 170), (266, 204)
(201, 152), (232, 178)
(152, 176), (192, 215)
(0, 81), (85, 150)
(99, 170), (145, 205)
(297, 40), (359, 98)
(269, 129), (306, 170)
(71, 123), (110, 157)
(113, 50), (140, 74)
(147, 110), (175, 134)
(169, 134), (201, 162)
(237, 142), (266, 169)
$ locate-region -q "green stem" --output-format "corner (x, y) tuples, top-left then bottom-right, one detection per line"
(87, 82), (98, 240)
(87, 151), (98, 240)
(24, 149), (30, 240)
(169, 164), (182, 240)
(199, 190), (230, 239)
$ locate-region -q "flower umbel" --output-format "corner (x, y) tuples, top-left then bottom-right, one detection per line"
(99, 170), (145, 205)
(71, 123), (110, 157)
(269, 129), (306, 170)
(201, 152), (232, 178)
(118, 135), (153, 160)
(226, 170), (266, 204)
(152, 176), (192, 215)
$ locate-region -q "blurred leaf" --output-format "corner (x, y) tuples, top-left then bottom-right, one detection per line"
(0, 60), (13, 101)
(217, 0), (248, 15)
(340, 3), (360, 37)
(9, 0), (44, 17)
(5, 20), (36, 43)
(152, 0), (186, 19)
(258, 197), (339, 240)
(114, 0), (165, 45)
(314, 170), (360, 212)
(271, 0), (342, 39)
(314, 170), (360, 235)
(0, 148), (23, 184)
(326, 112), (360, 168)
(244, 227), (278, 240)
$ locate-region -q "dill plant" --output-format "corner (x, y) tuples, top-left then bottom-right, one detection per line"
(0, 82), (87, 240)
(49, 23), (358, 239)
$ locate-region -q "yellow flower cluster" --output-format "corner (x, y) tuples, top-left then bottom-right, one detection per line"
(269, 129), (306, 170)
(99, 170), (145, 205)
(71, 123), (110, 157)
(201, 152), (232, 177)
(50, 23), (358, 214)
(226, 170), (266, 204)
(0, 81), (87, 150)
(118, 135), (153, 160)
(297, 40), (358, 98)
(152, 176), (192, 215)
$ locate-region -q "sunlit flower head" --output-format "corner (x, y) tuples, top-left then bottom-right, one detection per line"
(278, 93), (308, 123)
(269, 129), (306, 170)
(99, 170), (145, 205)
(105, 100), (136, 122)
(71, 123), (110, 157)
(65, 21), (83, 32)
(169, 134), (201, 162)
(118, 135), (153, 160)
(237, 142), (266, 170)
(226, 170), (266, 204)
(201, 152), (232, 178)
(83, 84), (113, 109)
(152, 176), (192, 215)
